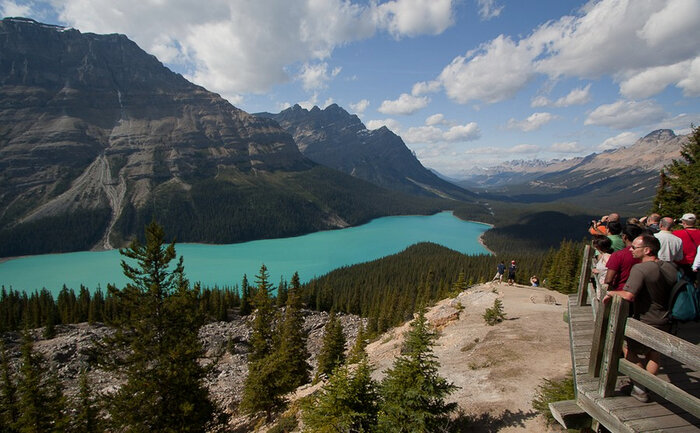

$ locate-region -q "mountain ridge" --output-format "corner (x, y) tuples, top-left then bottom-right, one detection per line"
(256, 104), (476, 201)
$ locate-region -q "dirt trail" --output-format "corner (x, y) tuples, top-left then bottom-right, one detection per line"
(366, 282), (571, 432)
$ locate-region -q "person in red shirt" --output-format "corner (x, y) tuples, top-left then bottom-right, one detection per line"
(672, 213), (700, 281)
(605, 225), (644, 291)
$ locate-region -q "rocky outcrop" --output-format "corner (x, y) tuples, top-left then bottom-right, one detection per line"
(257, 104), (476, 201)
(0, 310), (365, 412)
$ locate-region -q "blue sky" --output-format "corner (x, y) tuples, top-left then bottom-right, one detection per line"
(2, 0), (699, 176)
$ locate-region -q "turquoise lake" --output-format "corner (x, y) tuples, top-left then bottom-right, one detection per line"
(0, 212), (490, 296)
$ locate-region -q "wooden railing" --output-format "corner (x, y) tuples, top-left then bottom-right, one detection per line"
(550, 245), (700, 432)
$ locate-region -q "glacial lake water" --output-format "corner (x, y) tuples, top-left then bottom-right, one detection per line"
(0, 211), (490, 296)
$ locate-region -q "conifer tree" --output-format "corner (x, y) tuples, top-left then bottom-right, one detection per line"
(98, 221), (214, 432)
(315, 312), (346, 381)
(378, 309), (457, 432)
(14, 333), (68, 432)
(348, 323), (368, 364)
(302, 358), (379, 433)
(240, 264), (284, 416)
(0, 342), (18, 433)
(652, 124), (700, 217)
(71, 369), (100, 433)
(239, 274), (252, 316)
(275, 272), (311, 393)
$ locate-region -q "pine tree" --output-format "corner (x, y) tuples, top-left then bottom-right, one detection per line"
(14, 333), (68, 433)
(315, 312), (346, 382)
(71, 370), (100, 433)
(98, 221), (214, 432)
(239, 274), (252, 316)
(240, 264), (284, 416)
(302, 359), (379, 433)
(348, 323), (368, 364)
(0, 342), (19, 433)
(275, 272), (311, 393)
(378, 309), (457, 432)
(483, 298), (506, 326)
(653, 124), (700, 217)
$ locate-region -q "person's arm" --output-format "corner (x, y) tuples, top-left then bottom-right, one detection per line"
(603, 289), (634, 304)
(693, 245), (700, 272)
(604, 268), (617, 285)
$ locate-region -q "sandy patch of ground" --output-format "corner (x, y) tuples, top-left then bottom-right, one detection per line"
(366, 282), (571, 432)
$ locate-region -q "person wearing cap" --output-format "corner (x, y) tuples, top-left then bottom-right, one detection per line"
(672, 213), (700, 280)
(507, 260), (517, 286)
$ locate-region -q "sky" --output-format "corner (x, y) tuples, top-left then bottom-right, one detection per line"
(2, 0), (699, 177)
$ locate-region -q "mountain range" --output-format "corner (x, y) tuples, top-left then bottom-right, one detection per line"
(457, 129), (687, 215)
(0, 18), (458, 257)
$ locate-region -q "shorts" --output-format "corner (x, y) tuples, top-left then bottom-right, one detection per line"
(625, 323), (671, 356)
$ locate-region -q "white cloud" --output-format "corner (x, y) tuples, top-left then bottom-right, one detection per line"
(373, 0), (455, 39)
(297, 62), (340, 91)
(438, 35), (538, 104)
(509, 144), (540, 154)
(53, 0), (456, 100)
(619, 60), (694, 98)
(507, 112), (555, 132)
(476, 0), (504, 21)
(366, 118), (402, 132)
(444, 123), (481, 141)
(1, 0), (32, 16)
(411, 80), (441, 96)
(530, 95), (551, 108)
(554, 84), (591, 107)
(425, 113), (446, 126)
(378, 93), (430, 115)
(598, 132), (638, 150)
(349, 99), (370, 114)
(585, 99), (667, 129)
(404, 122), (480, 144)
(550, 141), (583, 153)
(433, 1), (700, 106)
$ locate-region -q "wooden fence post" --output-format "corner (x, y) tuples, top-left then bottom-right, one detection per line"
(577, 245), (593, 306)
(588, 297), (610, 377)
(598, 296), (629, 397)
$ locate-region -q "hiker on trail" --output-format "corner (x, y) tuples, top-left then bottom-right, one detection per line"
(493, 261), (505, 284)
(605, 224), (644, 292)
(603, 234), (675, 403)
(672, 213), (700, 282)
(529, 276), (539, 287)
(654, 217), (683, 263)
(507, 260), (517, 286)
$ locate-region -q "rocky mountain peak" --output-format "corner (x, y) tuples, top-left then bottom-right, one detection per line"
(642, 129), (676, 142)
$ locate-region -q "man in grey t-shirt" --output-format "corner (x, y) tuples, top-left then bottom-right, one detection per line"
(604, 234), (676, 402)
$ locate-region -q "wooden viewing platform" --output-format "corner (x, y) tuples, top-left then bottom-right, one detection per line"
(550, 245), (700, 432)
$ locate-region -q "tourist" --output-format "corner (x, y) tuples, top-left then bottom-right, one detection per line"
(529, 275), (539, 287)
(607, 221), (624, 251)
(605, 225), (644, 292)
(492, 261), (506, 284)
(603, 234), (675, 403)
(641, 213), (661, 233)
(591, 236), (613, 299)
(672, 213), (700, 281)
(507, 260), (517, 286)
(589, 212), (620, 236)
(654, 217), (683, 263)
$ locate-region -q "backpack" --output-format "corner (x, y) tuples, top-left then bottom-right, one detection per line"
(668, 271), (700, 322)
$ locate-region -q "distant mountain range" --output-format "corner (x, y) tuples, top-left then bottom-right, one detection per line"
(456, 129), (687, 214)
(256, 104), (475, 201)
(0, 18), (457, 257)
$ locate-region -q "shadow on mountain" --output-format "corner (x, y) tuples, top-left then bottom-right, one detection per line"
(450, 408), (539, 432)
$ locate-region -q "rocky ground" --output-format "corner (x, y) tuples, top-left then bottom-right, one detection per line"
(1, 282), (571, 432)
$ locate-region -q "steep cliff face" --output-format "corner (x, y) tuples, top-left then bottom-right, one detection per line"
(0, 18), (447, 257)
(258, 104), (476, 201)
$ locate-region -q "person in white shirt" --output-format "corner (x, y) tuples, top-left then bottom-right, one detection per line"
(654, 217), (683, 262)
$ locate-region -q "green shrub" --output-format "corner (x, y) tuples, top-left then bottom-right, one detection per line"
(483, 299), (506, 325)
(531, 376), (575, 427)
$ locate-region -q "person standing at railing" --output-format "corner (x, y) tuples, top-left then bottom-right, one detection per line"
(672, 213), (700, 283)
(603, 234), (676, 403)
(604, 225), (644, 292)
(654, 217), (683, 263)
(591, 236), (613, 299)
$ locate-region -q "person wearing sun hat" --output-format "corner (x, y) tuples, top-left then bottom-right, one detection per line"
(672, 213), (700, 281)
(507, 260), (517, 285)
